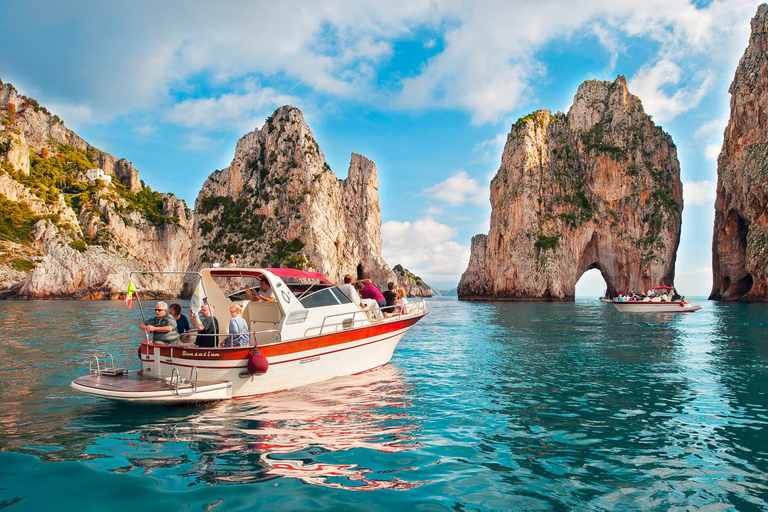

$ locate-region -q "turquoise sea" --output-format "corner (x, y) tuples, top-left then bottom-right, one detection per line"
(0, 297), (767, 510)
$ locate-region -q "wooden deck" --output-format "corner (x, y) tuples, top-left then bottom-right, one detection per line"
(71, 371), (233, 402)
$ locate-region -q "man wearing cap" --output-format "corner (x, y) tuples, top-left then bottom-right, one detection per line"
(140, 301), (180, 344)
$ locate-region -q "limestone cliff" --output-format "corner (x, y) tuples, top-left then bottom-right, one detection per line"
(192, 106), (428, 292)
(392, 264), (433, 297)
(710, 5), (768, 302)
(458, 76), (682, 300)
(0, 81), (193, 298)
(0, 82), (429, 298)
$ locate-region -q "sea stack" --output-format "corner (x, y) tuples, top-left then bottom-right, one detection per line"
(192, 106), (396, 287)
(458, 76), (683, 300)
(710, 4), (768, 302)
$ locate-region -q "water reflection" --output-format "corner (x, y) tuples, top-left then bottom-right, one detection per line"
(68, 366), (423, 490)
(2, 298), (768, 509)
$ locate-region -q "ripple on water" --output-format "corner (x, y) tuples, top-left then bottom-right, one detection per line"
(0, 298), (767, 509)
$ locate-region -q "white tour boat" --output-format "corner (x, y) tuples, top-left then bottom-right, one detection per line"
(612, 286), (702, 313)
(71, 267), (428, 404)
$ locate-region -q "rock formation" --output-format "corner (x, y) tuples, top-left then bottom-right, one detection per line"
(0, 81), (431, 297)
(0, 81), (194, 298)
(710, 4), (768, 302)
(458, 76), (683, 300)
(192, 106), (415, 291)
(392, 264), (433, 297)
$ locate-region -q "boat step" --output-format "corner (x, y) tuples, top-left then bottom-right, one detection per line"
(99, 367), (128, 376)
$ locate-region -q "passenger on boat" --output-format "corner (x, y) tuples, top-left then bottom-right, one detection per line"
(190, 304), (219, 348)
(169, 303), (192, 340)
(224, 304), (249, 347)
(358, 279), (387, 310)
(245, 279), (275, 302)
(382, 282), (397, 315)
(395, 287), (409, 314)
(140, 301), (180, 344)
(338, 274), (361, 306)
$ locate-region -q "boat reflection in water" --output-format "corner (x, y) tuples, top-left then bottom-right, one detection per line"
(124, 365), (427, 490)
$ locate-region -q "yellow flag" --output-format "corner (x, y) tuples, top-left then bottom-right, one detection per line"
(124, 280), (135, 309)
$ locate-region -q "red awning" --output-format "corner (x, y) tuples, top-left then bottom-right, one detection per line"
(652, 286), (675, 290)
(208, 267), (332, 284)
(264, 268), (332, 284)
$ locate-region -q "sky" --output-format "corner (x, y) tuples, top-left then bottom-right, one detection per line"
(0, 0), (761, 295)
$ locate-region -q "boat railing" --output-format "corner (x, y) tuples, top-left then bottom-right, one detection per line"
(88, 353), (128, 376)
(182, 330), (281, 348)
(310, 310), (372, 337)
(169, 366), (199, 396)
(303, 298), (429, 338)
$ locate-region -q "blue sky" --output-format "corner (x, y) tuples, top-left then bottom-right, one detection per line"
(0, 0), (761, 294)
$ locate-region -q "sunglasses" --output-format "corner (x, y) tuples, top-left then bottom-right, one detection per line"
(155, 308), (165, 311)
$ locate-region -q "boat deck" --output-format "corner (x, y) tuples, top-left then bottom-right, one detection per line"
(71, 371), (233, 403)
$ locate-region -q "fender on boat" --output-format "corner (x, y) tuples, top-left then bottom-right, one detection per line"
(247, 350), (269, 375)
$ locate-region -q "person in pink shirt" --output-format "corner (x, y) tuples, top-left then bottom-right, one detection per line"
(357, 279), (386, 308)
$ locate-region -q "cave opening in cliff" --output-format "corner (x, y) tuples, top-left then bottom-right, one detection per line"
(575, 268), (608, 298)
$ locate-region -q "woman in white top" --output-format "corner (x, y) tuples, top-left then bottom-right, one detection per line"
(395, 287), (409, 315)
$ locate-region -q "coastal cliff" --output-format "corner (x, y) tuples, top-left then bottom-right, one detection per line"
(0, 81), (193, 298)
(192, 106), (410, 290)
(0, 82), (430, 297)
(458, 76), (683, 300)
(710, 4), (768, 302)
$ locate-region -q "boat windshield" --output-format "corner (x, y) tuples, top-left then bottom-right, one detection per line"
(299, 287), (352, 309)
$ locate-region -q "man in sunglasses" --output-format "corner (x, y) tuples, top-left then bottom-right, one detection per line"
(140, 301), (180, 344)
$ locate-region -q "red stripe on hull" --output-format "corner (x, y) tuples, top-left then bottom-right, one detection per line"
(142, 314), (425, 361)
(158, 330), (405, 370)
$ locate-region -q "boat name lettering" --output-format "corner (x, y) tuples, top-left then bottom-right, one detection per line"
(180, 350), (219, 358)
(300, 357), (320, 364)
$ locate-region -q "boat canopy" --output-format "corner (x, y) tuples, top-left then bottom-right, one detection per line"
(208, 268), (332, 284)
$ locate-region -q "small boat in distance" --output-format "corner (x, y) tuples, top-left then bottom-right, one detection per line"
(71, 267), (428, 404)
(612, 286), (702, 313)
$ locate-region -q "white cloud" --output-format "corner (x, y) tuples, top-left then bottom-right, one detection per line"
(423, 171), (487, 206)
(674, 266), (712, 296)
(471, 133), (507, 163)
(683, 180), (716, 207)
(628, 59), (713, 122)
(705, 144), (721, 161)
(166, 83), (299, 130)
(382, 217), (470, 285)
(2, 0), (758, 128)
(695, 118), (728, 139)
(677, 266), (711, 276)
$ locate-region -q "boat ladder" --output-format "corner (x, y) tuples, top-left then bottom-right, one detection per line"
(167, 366), (199, 396)
(89, 353), (128, 376)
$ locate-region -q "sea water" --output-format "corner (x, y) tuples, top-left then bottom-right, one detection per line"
(0, 297), (766, 510)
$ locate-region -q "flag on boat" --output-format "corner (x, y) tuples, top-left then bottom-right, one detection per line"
(190, 281), (204, 315)
(124, 280), (135, 309)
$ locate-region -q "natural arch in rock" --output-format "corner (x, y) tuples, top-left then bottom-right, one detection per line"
(575, 268), (609, 298)
(458, 77), (683, 301)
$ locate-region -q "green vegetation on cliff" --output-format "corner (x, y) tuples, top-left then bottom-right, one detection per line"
(1, 143), (177, 241)
(393, 264), (425, 286)
(0, 196), (42, 243)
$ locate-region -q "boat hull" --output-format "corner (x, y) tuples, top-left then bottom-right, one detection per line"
(612, 301), (702, 313)
(75, 313), (426, 403)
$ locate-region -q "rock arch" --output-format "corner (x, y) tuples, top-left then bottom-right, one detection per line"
(458, 77), (682, 301)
